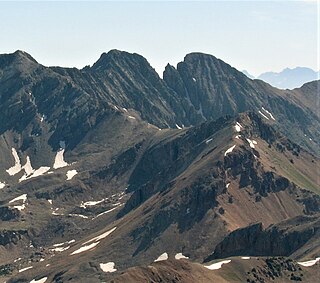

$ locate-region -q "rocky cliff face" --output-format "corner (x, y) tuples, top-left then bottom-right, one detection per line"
(206, 215), (320, 262)
(0, 50), (319, 283)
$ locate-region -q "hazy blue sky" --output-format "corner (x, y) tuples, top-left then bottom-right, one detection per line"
(0, 1), (317, 76)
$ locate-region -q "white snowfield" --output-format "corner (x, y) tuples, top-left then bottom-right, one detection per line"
(69, 213), (89, 219)
(53, 149), (69, 169)
(31, 167), (51, 178)
(19, 164), (51, 183)
(80, 198), (107, 208)
(262, 107), (275, 120)
(234, 122), (243, 132)
(9, 194), (28, 211)
(6, 145), (68, 183)
(154, 252), (168, 262)
(83, 227), (117, 245)
(53, 239), (75, 247)
(70, 241), (99, 255)
(50, 246), (70, 252)
(224, 145), (236, 156)
(30, 277), (47, 283)
(175, 253), (189, 260)
(93, 205), (122, 219)
(258, 110), (270, 120)
(70, 227), (117, 255)
(18, 266), (33, 273)
(100, 262), (117, 273)
(66, 170), (78, 180)
(246, 138), (257, 149)
(297, 257), (320, 267)
(9, 194), (27, 203)
(6, 148), (22, 176)
(204, 259), (231, 270)
(22, 156), (34, 176)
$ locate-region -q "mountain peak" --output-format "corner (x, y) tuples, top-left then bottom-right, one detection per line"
(91, 49), (148, 72)
(12, 50), (37, 63)
(184, 52), (219, 63)
(0, 50), (38, 69)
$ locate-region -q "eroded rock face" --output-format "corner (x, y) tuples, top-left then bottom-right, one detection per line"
(121, 116), (229, 216)
(205, 216), (320, 261)
(0, 207), (20, 221)
(0, 230), (27, 246)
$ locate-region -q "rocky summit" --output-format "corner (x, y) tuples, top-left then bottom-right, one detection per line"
(0, 50), (319, 283)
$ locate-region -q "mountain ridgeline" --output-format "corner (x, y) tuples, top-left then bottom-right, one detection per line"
(0, 50), (318, 155)
(0, 50), (319, 283)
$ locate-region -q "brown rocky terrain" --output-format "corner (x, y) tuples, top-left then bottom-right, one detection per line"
(0, 50), (318, 283)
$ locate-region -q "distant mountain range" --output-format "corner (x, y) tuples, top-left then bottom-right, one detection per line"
(242, 67), (319, 89)
(0, 50), (319, 283)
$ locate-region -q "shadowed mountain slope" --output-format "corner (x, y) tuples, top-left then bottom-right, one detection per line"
(0, 50), (319, 282)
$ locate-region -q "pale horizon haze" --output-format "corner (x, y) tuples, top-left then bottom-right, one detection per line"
(0, 0), (318, 77)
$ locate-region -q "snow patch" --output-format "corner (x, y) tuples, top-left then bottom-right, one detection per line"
(6, 148), (22, 176)
(9, 194), (28, 210)
(226, 183), (230, 189)
(53, 239), (75, 247)
(204, 259), (231, 270)
(69, 214), (89, 219)
(224, 145), (236, 156)
(235, 135), (241, 139)
(32, 167), (51, 178)
(205, 138), (213, 144)
(192, 77), (196, 82)
(66, 170), (78, 180)
(22, 156), (35, 176)
(100, 262), (117, 273)
(241, 256), (250, 260)
(258, 110), (270, 120)
(0, 182), (6, 189)
(48, 199), (52, 205)
(19, 165), (50, 182)
(14, 258), (22, 263)
(50, 246), (70, 252)
(80, 198), (107, 208)
(53, 141), (69, 169)
(297, 257), (320, 267)
(18, 266), (33, 273)
(70, 242), (99, 255)
(175, 124), (182, 129)
(246, 138), (257, 148)
(262, 107), (275, 120)
(127, 115), (136, 120)
(9, 194), (28, 203)
(30, 277), (47, 283)
(175, 253), (189, 260)
(93, 205), (122, 219)
(154, 252), (168, 262)
(83, 227), (117, 245)
(234, 122), (243, 132)
(122, 107), (128, 112)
